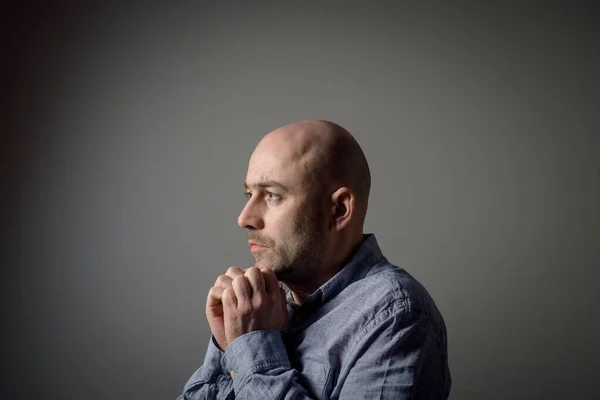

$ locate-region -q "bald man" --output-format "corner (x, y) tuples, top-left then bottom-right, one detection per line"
(177, 121), (451, 399)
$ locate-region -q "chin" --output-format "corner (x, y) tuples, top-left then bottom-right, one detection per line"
(253, 259), (275, 271)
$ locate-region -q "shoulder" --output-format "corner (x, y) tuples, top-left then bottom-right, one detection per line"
(351, 258), (441, 321)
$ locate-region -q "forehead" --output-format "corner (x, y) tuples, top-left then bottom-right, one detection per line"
(246, 149), (289, 183)
(245, 144), (309, 190)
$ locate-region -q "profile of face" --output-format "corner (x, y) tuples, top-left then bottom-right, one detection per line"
(237, 133), (328, 282)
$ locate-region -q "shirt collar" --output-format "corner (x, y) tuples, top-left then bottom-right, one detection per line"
(286, 233), (385, 309)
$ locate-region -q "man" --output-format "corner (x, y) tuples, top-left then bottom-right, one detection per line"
(177, 120), (451, 399)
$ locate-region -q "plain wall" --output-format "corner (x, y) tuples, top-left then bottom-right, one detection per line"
(2, 2), (599, 399)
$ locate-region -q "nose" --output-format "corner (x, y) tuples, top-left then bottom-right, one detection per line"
(237, 199), (264, 230)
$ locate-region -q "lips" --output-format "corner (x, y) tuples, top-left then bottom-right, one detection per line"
(250, 243), (266, 253)
(248, 237), (270, 253)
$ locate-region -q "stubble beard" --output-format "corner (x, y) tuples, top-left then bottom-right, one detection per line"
(253, 212), (326, 284)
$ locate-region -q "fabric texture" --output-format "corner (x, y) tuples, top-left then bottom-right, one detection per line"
(177, 234), (451, 399)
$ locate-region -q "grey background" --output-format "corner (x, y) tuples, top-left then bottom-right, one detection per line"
(2, 1), (599, 399)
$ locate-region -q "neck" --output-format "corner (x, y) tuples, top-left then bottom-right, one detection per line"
(284, 232), (365, 305)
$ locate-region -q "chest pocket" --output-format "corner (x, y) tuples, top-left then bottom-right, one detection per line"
(295, 358), (332, 400)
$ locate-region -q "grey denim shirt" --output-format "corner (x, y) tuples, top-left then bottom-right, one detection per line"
(178, 234), (451, 399)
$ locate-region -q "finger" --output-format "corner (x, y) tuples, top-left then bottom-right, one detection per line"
(260, 267), (280, 294)
(232, 275), (252, 306)
(214, 274), (233, 290)
(221, 287), (237, 308)
(206, 288), (224, 317)
(244, 267), (265, 296)
(208, 286), (225, 302)
(225, 266), (244, 280)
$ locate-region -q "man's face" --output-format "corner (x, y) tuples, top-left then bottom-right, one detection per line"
(237, 140), (328, 282)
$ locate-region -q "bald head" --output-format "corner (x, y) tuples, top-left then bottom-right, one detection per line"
(240, 120), (371, 290)
(255, 120), (371, 224)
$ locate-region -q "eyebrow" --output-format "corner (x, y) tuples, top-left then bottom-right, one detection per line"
(244, 180), (289, 192)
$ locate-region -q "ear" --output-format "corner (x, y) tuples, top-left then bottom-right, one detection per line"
(329, 187), (355, 231)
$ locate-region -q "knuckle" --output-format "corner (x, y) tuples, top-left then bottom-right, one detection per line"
(222, 288), (233, 301)
(261, 266), (273, 275)
(216, 275), (231, 287)
(227, 266), (240, 275)
(253, 296), (264, 308)
(262, 269), (275, 281)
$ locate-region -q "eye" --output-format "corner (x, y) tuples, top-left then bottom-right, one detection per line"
(266, 192), (281, 201)
(244, 190), (252, 199)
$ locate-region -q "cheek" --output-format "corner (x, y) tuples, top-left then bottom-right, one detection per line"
(263, 209), (290, 239)
(267, 209), (303, 243)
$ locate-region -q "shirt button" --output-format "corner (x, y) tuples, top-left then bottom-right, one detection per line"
(229, 370), (236, 379)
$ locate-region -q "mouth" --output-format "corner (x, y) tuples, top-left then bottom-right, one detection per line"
(249, 242), (267, 253)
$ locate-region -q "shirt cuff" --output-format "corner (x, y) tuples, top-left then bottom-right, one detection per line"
(221, 329), (290, 385)
(197, 335), (226, 382)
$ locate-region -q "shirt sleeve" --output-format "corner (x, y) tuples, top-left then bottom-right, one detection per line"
(221, 329), (317, 399)
(178, 308), (449, 399)
(176, 337), (234, 400)
(336, 302), (450, 399)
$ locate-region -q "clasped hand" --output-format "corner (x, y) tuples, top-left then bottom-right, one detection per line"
(206, 266), (288, 351)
